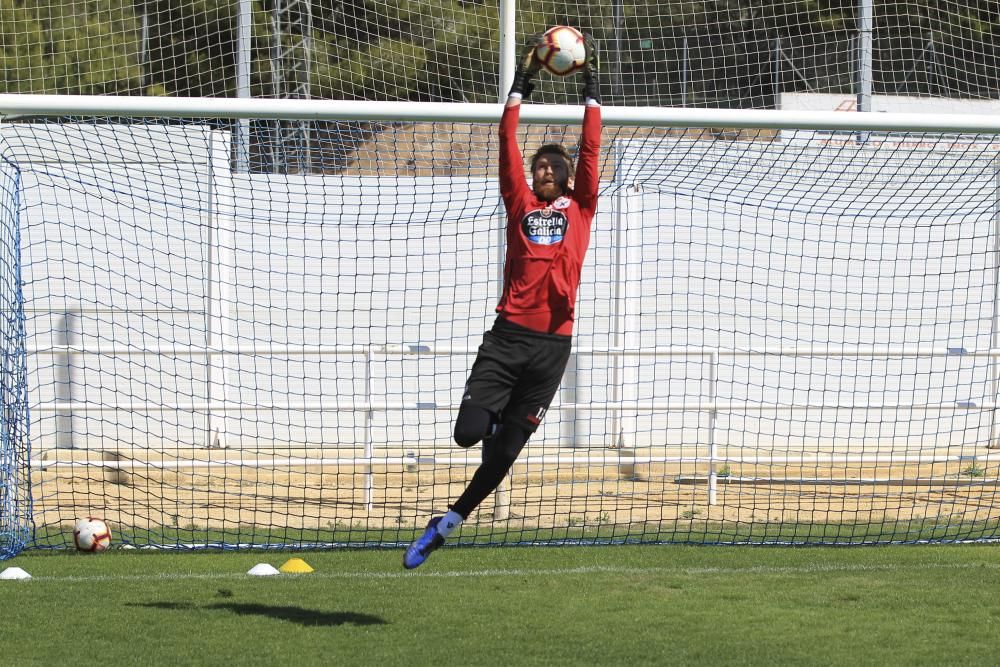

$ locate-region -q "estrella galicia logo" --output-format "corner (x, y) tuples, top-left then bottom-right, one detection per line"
(522, 208), (568, 245)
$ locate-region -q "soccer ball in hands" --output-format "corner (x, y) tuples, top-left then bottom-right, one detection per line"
(536, 26), (587, 77)
(73, 517), (112, 552)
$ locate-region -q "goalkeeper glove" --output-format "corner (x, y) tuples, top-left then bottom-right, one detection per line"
(509, 33), (543, 99)
(582, 33), (601, 104)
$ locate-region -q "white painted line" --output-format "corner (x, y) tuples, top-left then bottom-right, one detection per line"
(22, 561), (1000, 584)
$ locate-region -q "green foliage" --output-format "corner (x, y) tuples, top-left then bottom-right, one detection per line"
(2, 0), (999, 102)
(316, 38), (428, 101)
(139, 0), (240, 96)
(961, 463), (986, 478)
(0, 0), (143, 94)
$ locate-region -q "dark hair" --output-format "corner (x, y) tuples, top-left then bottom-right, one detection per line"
(530, 143), (575, 176)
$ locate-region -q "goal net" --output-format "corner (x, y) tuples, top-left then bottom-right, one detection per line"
(4, 1), (997, 109)
(0, 151), (29, 560)
(3, 0), (1000, 555)
(2, 98), (1000, 551)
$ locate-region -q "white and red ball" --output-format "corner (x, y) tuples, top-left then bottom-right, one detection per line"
(536, 25), (587, 77)
(73, 517), (112, 552)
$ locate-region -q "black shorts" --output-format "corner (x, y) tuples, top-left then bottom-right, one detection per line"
(461, 317), (572, 432)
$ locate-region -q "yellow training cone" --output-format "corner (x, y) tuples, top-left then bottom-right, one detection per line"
(279, 557), (314, 574)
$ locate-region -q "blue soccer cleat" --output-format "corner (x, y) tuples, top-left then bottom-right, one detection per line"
(404, 516), (445, 569)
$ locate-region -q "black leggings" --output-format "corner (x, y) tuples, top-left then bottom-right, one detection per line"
(453, 404), (495, 448)
(450, 404), (531, 519)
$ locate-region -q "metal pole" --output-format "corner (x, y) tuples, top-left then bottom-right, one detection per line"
(496, 0), (513, 293)
(139, 6), (150, 91)
(364, 347), (373, 510)
(235, 0), (251, 172)
(990, 157), (1000, 449)
(492, 0), (516, 521)
(926, 36), (938, 96)
(498, 0), (516, 102)
(561, 353), (578, 447)
(270, 1), (283, 172)
(681, 36), (689, 107)
(857, 0), (873, 113)
(205, 133), (233, 450)
(773, 36), (782, 109)
(299, 1), (313, 172)
(612, 0), (623, 101)
(610, 140), (625, 450)
(55, 312), (76, 450)
(708, 351), (718, 505)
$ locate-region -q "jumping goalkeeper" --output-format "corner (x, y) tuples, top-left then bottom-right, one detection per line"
(404, 33), (602, 569)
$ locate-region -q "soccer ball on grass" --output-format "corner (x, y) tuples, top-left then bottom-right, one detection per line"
(535, 25), (587, 77)
(73, 517), (112, 552)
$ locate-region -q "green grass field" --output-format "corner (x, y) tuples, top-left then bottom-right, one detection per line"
(4, 543), (1000, 665)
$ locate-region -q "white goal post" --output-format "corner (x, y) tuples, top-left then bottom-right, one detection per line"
(5, 94), (1000, 133)
(3, 94), (1000, 549)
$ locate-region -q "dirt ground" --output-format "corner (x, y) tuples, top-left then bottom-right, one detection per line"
(30, 446), (1000, 539)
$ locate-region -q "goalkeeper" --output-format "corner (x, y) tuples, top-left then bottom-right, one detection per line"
(405, 33), (602, 569)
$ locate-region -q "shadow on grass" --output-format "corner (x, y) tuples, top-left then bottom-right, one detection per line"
(130, 601), (387, 627)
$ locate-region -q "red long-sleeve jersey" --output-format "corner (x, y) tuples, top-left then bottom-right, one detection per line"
(497, 102), (601, 335)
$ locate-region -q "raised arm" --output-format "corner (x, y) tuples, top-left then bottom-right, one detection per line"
(573, 105), (601, 213)
(499, 34), (543, 206)
(573, 34), (602, 213)
(499, 101), (528, 205)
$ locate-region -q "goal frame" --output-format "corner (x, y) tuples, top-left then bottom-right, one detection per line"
(4, 94), (1000, 546)
(5, 94), (1000, 134)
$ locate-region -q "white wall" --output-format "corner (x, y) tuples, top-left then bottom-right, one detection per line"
(616, 135), (999, 452)
(2, 123), (998, 456)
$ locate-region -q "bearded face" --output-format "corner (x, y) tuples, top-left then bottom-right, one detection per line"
(531, 153), (573, 202)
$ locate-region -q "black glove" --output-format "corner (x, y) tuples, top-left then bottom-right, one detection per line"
(509, 33), (543, 99)
(582, 33), (601, 103)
